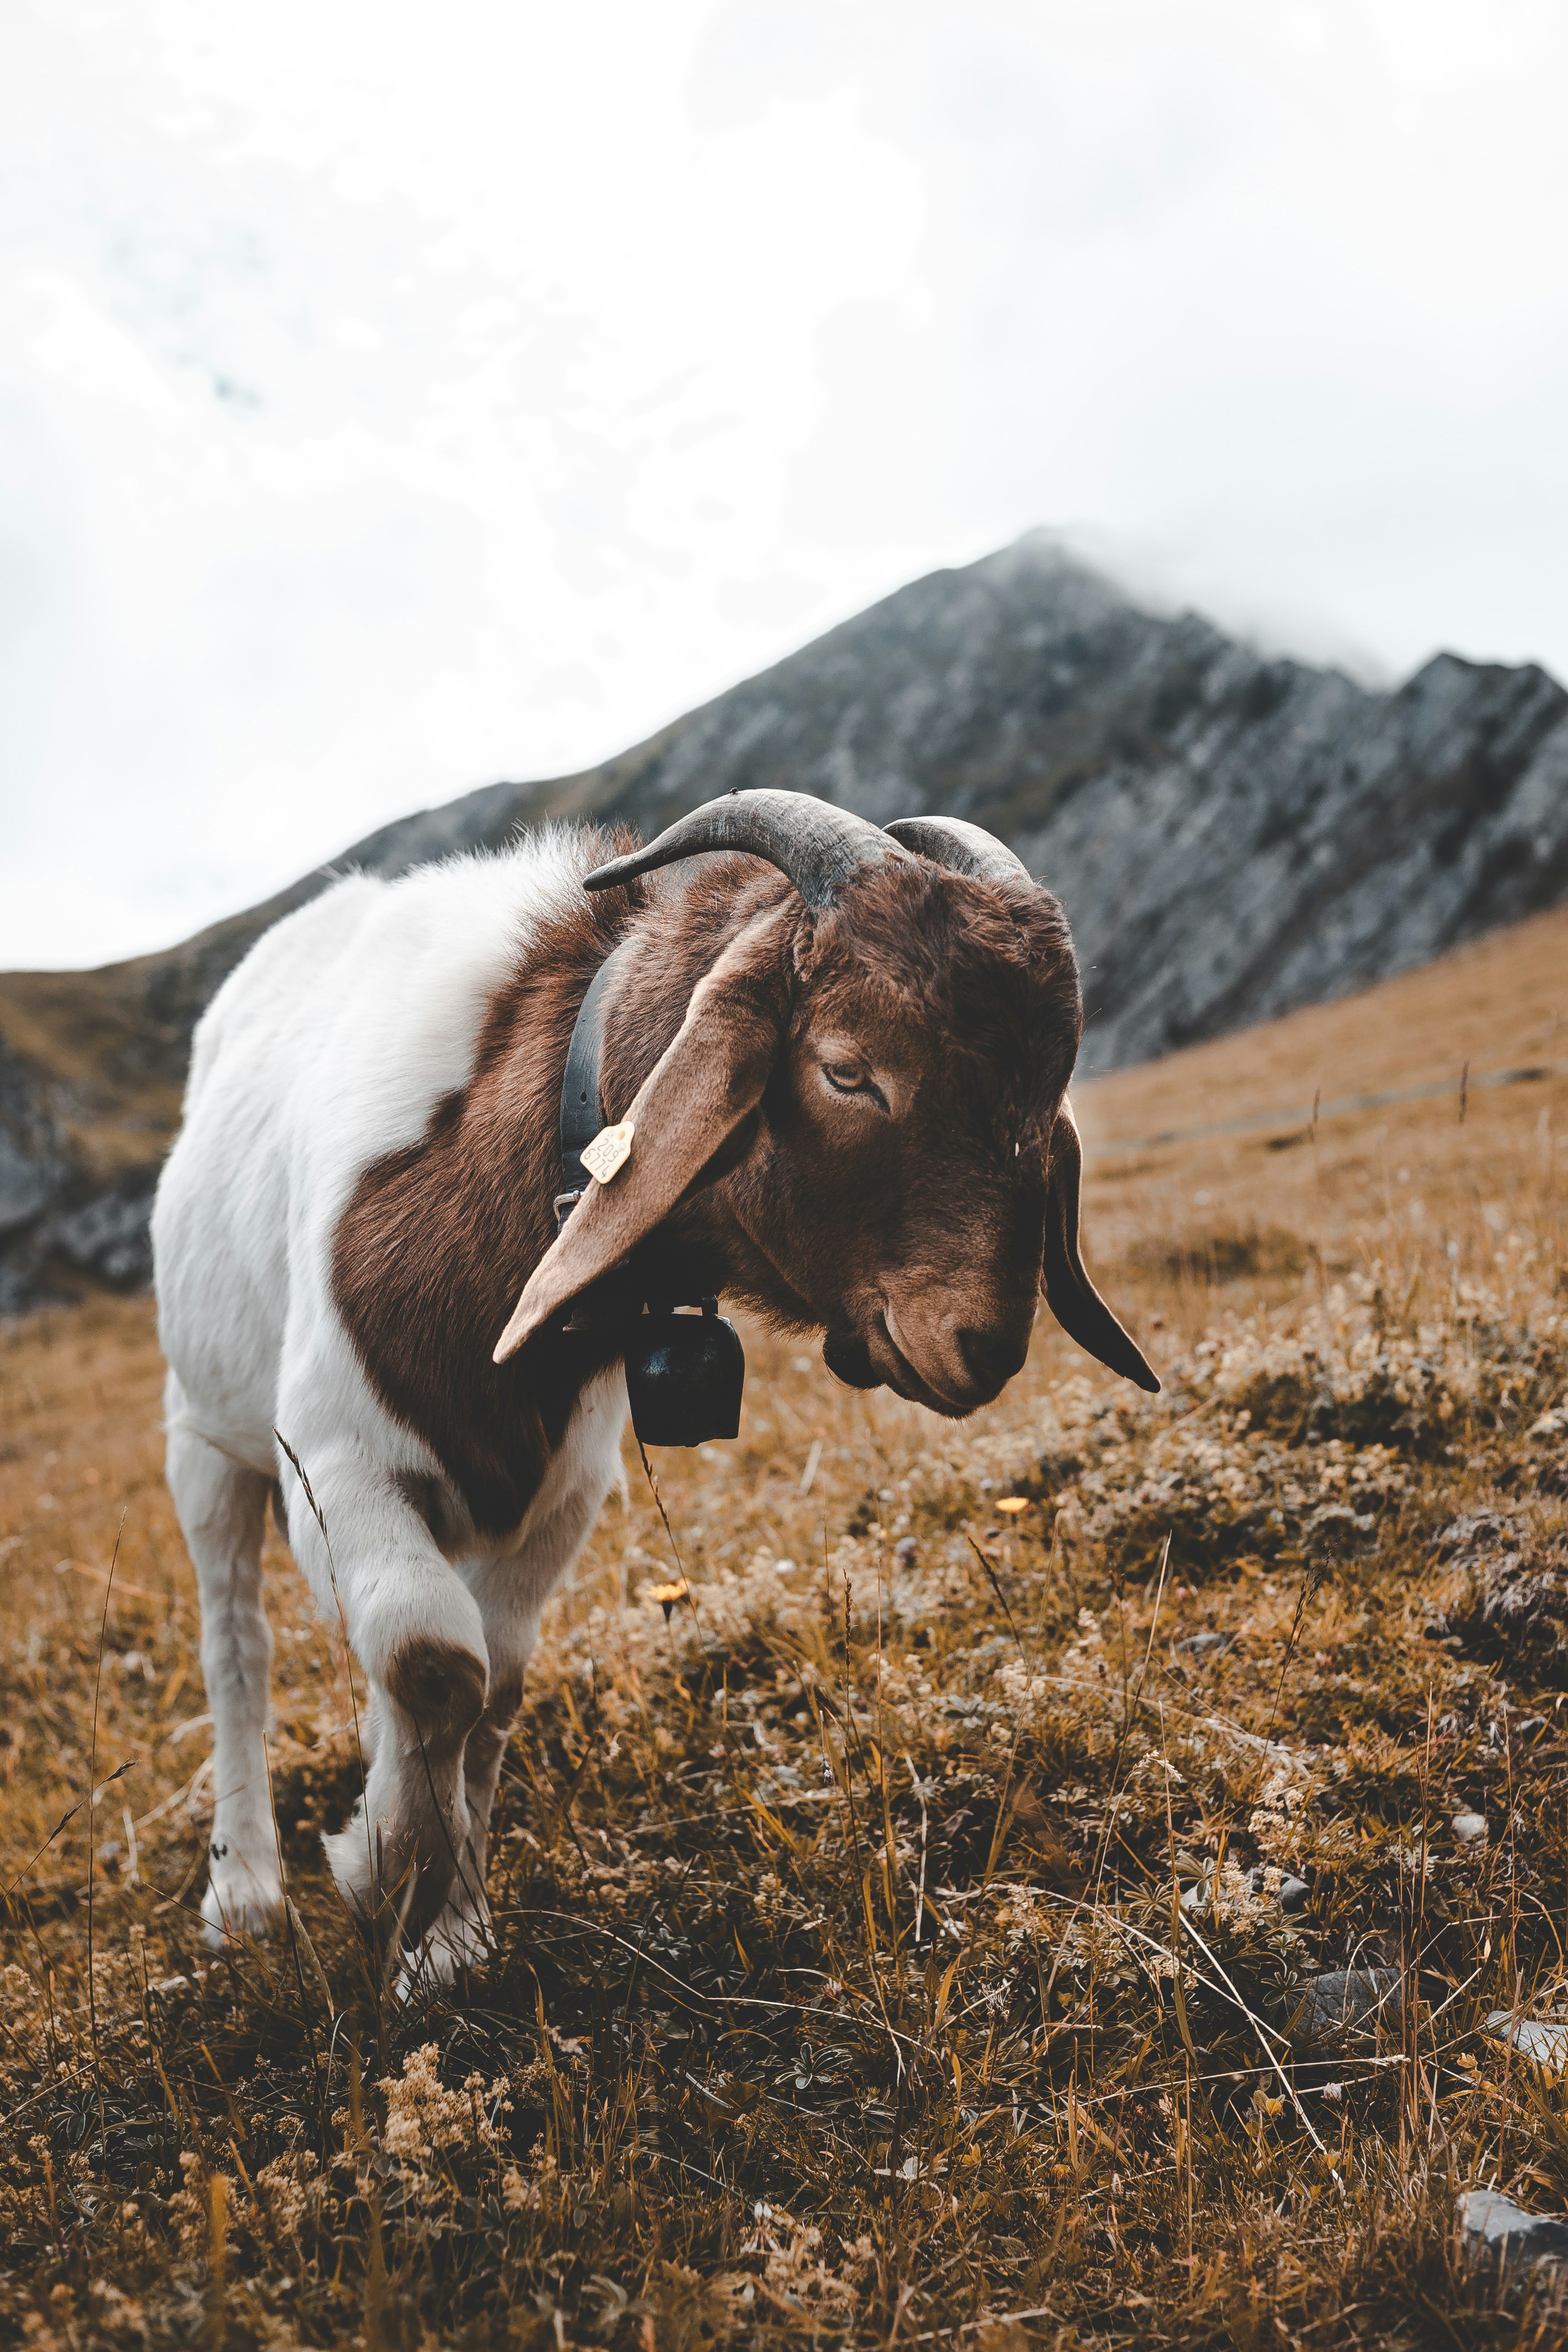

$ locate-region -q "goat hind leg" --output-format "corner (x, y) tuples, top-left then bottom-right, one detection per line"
(166, 1408), (280, 1945)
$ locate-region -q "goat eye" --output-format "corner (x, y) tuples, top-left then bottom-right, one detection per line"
(822, 1064), (889, 1112)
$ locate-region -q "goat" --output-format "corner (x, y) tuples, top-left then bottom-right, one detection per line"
(152, 790), (1155, 1977)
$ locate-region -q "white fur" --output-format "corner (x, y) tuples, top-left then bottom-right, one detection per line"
(153, 839), (629, 1972)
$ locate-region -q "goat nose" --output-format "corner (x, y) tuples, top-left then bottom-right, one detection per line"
(957, 1325), (1030, 1395)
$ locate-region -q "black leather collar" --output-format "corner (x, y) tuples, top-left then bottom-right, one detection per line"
(555, 938), (636, 1232)
(550, 933), (746, 1446)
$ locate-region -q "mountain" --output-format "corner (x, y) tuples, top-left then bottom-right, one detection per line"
(3, 531), (1566, 1311)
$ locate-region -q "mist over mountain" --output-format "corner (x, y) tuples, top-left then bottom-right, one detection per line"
(4, 532), (1566, 1310)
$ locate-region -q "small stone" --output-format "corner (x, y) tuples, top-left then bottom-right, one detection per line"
(1277, 1876), (1310, 1914)
(1178, 1631), (1231, 1660)
(1485, 2013), (1568, 2074)
(1453, 1811), (1488, 1842)
(1457, 2188), (1568, 2294)
(1291, 1967), (1402, 2049)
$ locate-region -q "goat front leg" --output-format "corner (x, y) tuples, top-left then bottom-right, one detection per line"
(331, 1643), (492, 1950)
(396, 1672), (522, 1992)
(278, 1445), (490, 1948)
(402, 1460), (620, 1987)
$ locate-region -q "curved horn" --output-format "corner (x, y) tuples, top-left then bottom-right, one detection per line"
(581, 788), (912, 913)
(883, 815), (1032, 887)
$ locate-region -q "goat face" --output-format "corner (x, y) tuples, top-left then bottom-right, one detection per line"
(741, 861), (1075, 1414)
(496, 817), (1157, 1407)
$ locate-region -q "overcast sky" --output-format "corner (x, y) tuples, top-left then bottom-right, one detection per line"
(5, 0), (1567, 969)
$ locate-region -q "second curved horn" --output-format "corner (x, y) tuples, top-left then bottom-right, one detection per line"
(883, 815), (1032, 887)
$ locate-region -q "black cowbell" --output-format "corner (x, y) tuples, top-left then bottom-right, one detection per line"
(624, 1299), (745, 1448)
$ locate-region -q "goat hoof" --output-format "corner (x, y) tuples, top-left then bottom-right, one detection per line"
(395, 1902), (495, 1998)
(201, 1869), (283, 1949)
(385, 1636), (487, 1737)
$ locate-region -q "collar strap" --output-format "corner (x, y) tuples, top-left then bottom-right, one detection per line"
(556, 939), (635, 1232)
(551, 935), (742, 1444)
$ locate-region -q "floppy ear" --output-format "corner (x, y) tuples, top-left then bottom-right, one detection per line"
(1042, 1095), (1160, 1393)
(493, 908), (792, 1363)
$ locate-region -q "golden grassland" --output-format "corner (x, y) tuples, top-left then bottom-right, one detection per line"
(1, 908), (1566, 2350)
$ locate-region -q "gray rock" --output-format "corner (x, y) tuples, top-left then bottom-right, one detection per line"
(51, 1174), (157, 1289)
(0, 1030), (154, 1309)
(1277, 1876), (1310, 1914)
(0, 1144), (61, 1241)
(0, 1040), (67, 1244)
(1458, 2188), (1568, 2295)
(1453, 1812), (1489, 1843)
(1485, 2013), (1568, 2073)
(1290, 1966), (1402, 2048)
(1178, 1631), (1232, 1660)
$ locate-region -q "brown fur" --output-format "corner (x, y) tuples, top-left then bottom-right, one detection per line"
(384, 1634), (488, 1743)
(333, 831), (1147, 1535)
(331, 840), (787, 1531)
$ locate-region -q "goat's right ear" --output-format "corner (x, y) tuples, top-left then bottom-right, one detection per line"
(1041, 1096), (1161, 1393)
(492, 908), (793, 1363)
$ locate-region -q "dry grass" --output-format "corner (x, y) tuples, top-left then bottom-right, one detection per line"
(2, 915), (1567, 2349)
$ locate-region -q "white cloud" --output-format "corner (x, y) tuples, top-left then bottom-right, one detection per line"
(3, 0), (1566, 965)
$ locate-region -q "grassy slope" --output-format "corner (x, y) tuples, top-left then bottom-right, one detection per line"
(0, 911), (1565, 2347)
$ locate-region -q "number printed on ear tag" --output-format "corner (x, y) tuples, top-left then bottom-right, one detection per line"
(581, 1120), (635, 1185)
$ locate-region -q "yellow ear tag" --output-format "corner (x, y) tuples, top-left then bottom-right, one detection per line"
(581, 1120), (635, 1185)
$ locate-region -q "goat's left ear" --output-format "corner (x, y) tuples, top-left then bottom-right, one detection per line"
(492, 907), (792, 1363)
(1042, 1096), (1161, 1393)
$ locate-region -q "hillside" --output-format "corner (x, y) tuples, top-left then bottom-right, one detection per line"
(4, 532), (1567, 1312)
(2, 907), (1565, 2343)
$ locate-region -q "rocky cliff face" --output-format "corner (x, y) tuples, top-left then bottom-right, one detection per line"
(4, 533), (1565, 1309)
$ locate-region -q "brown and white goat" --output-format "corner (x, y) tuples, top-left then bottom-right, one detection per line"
(152, 792), (1154, 1977)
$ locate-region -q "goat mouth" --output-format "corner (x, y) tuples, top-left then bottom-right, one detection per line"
(823, 1330), (882, 1391)
(824, 1314), (974, 1417)
(878, 1306), (975, 1416)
